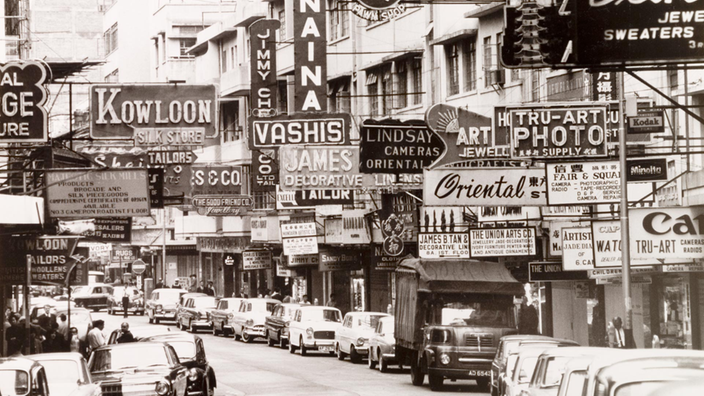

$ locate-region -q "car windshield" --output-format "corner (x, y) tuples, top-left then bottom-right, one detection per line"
(193, 297), (216, 308)
(0, 369), (30, 396)
(542, 357), (570, 387)
(90, 345), (170, 372)
(614, 381), (666, 396)
(154, 290), (181, 302)
(165, 341), (196, 360)
(563, 371), (587, 396)
(38, 360), (80, 386)
(516, 357), (539, 383)
(72, 287), (88, 296)
(356, 315), (386, 330)
(440, 302), (512, 327)
(302, 309), (341, 322)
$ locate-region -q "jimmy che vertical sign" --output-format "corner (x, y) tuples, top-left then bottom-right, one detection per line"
(294, 0), (327, 113)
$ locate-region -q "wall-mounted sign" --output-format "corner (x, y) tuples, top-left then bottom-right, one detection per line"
(541, 205), (591, 218)
(630, 207), (704, 261)
(190, 165), (242, 195)
(111, 245), (135, 264)
(547, 70), (589, 102)
(281, 222), (318, 256)
(80, 147), (197, 167)
(420, 206), (471, 232)
(626, 158), (667, 182)
(509, 104), (608, 159)
(249, 19), (280, 114)
(251, 216), (268, 242)
(90, 84), (217, 141)
(546, 161), (654, 205)
(478, 206), (541, 223)
(223, 253), (236, 266)
(423, 168), (547, 206)
(426, 104), (509, 167)
(318, 250), (361, 272)
(93, 217), (131, 242)
(192, 195), (252, 216)
(549, 221), (587, 257)
(343, 210), (371, 245)
(628, 110), (664, 134)
(276, 185), (354, 209)
(591, 71), (618, 102)
(281, 222), (317, 238)
(0, 237), (80, 285)
(148, 168), (164, 209)
(324, 218), (343, 244)
(0, 61), (49, 143)
(351, 0), (406, 22)
(359, 119), (443, 174)
(276, 260), (293, 277)
(197, 236), (249, 253)
(243, 250), (273, 270)
(285, 253), (318, 267)
(279, 145), (362, 190)
(589, 267), (657, 280)
(418, 233), (469, 259)
(249, 113), (351, 148)
(371, 244), (416, 271)
(469, 227), (536, 258)
(252, 149), (278, 192)
(561, 226), (594, 271)
(46, 169), (150, 218)
(591, 219), (674, 268)
(529, 261), (589, 282)
(293, 0), (327, 112)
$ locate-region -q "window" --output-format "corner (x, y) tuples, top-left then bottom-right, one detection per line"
(175, 25), (204, 36)
(668, 69), (678, 90)
(329, 77), (351, 113)
(463, 40), (476, 92)
(104, 23), (118, 56)
(232, 45), (238, 67)
(531, 69), (541, 102)
(253, 191), (276, 210)
(483, 36), (492, 88)
(411, 58), (422, 105)
(279, 10), (287, 42)
(329, 0), (349, 41)
(381, 66), (392, 115)
(396, 60), (408, 109)
(277, 79), (288, 114)
(179, 38), (196, 56)
(221, 48), (227, 72)
(367, 72), (379, 116)
(446, 42), (460, 96)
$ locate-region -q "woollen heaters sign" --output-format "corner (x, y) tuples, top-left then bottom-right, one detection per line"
(0, 60), (49, 143)
(293, 0), (327, 112)
(90, 84), (217, 144)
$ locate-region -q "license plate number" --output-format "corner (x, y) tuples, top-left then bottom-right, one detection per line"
(468, 370), (491, 377)
(318, 346), (333, 352)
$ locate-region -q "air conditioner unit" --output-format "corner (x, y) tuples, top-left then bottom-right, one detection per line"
(491, 69), (505, 86)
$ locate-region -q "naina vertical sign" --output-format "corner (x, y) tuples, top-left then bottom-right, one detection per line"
(293, 0), (327, 112)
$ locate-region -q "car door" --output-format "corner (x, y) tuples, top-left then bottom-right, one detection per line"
(289, 309), (302, 346)
(213, 300), (227, 329)
(233, 300), (247, 335)
(339, 314), (352, 353)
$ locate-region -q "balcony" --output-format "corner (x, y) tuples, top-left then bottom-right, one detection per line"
(157, 57), (196, 83)
(220, 64), (250, 96)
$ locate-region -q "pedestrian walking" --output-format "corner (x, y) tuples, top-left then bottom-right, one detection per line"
(116, 322), (135, 343)
(518, 296), (539, 335)
(608, 316), (628, 348)
(87, 320), (106, 355)
(122, 288), (131, 318)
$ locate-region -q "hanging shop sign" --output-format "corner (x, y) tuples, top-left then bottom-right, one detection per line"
(148, 168), (164, 209)
(46, 169), (150, 218)
(589, 267), (657, 280)
(418, 233), (469, 259)
(423, 168), (547, 206)
(545, 161), (654, 205)
(318, 249), (362, 272)
(351, 0), (406, 22)
(276, 260), (293, 277)
(372, 244), (416, 271)
(627, 110), (665, 134)
(380, 213), (406, 256)
(276, 185), (354, 209)
(249, 113), (351, 148)
(243, 250), (273, 270)
(252, 149), (278, 192)
(420, 206), (471, 233)
(251, 216), (268, 242)
(572, 0), (704, 66)
(469, 227), (536, 258)
(80, 147), (197, 167)
(89, 84), (217, 142)
(508, 104), (608, 159)
(93, 217), (131, 242)
(324, 218), (343, 244)
(343, 209), (371, 245)
(662, 263), (704, 273)
(626, 158), (667, 182)
(478, 206), (541, 223)
(546, 70), (589, 102)
(197, 236), (249, 253)
(249, 19), (281, 115)
(0, 60), (49, 143)
(191, 195), (252, 216)
(541, 205), (591, 218)
(529, 261), (589, 282)
(425, 104), (509, 167)
(223, 253), (236, 266)
(112, 246), (135, 264)
(164, 164), (191, 198)
(591, 71), (618, 102)
(630, 207), (704, 261)
(293, 0), (327, 112)
(0, 236), (80, 285)
(359, 119), (444, 174)
(284, 253), (319, 267)
(190, 165), (242, 195)
(549, 221), (588, 257)
(279, 145), (362, 190)
(561, 226), (594, 271)
(591, 219), (680, 268)
(281, 222), (318, 256)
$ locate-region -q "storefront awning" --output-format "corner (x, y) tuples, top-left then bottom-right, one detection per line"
(397, 257), (523, 295)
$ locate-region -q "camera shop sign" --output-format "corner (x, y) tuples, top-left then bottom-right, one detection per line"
(0, 60), (49, 143)
(419, 233), (469, 259)
(509, 104), (608, 159)
(243, 250), (273, 270)
(90, 84), (217, 143)
(351, 0), (406, 22)
(469, 227), (536, 258)
(630, 207), (704, 260)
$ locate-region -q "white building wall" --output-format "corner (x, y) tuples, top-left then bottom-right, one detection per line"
(101, 0), (151, 83)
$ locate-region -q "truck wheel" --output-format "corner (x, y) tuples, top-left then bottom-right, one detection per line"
(428, 374), (444, 391)
(477, 379), (490, 391)
(410, 362), (425, 386)
(349, 345), (362, 363)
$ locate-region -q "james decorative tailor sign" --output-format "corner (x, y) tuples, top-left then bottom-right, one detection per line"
(243, 250), (273, 270)
(280, 145), (362, 190)
(0, 60), (49, 143)
(509, 104), (608, 159)
(90, 84), (217, 141)
(47, 169), (150, 218)
(276, 185), (354, 209)
(249, 113), (351, 148)
(469, 227), (536, 258)
(423, 168), (547, 206)
(529, 261), (589, 282)
(418, 233), (469, 259)
(359, 119), (443, 174)
(630, 207), (704, 260)
(293, 0), (327, 112)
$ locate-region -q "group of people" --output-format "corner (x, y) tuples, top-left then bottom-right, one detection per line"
(4, 305), (80, 357)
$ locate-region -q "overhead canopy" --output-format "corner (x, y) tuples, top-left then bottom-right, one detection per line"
(397, 257), (523, 295)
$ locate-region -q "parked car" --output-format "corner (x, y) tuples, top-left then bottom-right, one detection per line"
(107, 286), (144, 316)
(336, 311), (390, 363)
(88, 342), (189, 396)
(491, 335), (580, 396)
(72, 284), (114, 312)
(210, 297), (245, 337)
(140, 333), (217, 396)
(265, 302), (300, 348)
(146, 288), (188, 324)
(0, 357), (50, 396)
(29, 352), (99, 396)
(502, 349), (544, 396)
(231, 298), (279, 343)
(647, 377), (704, 396)
(520, 347), (611, 396)
(554, 357), (594, 396)
(175, 293), (207, 327)
(177, 296), (218, 333)
(368, 316), (400, 372)
(288, 305), (342, 356)
(107, 325), (172, 344)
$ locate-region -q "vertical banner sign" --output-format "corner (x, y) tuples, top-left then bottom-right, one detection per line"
(252, 149), (278, 192)
(591, 72), (618, 102)
(293, 0), (327, 112)
(0, 60), (49, 143)
(249, 19), (280, 114)
(148, 168), (164, 208)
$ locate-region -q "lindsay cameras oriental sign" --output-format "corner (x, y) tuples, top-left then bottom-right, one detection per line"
(90, 84), (217, 144)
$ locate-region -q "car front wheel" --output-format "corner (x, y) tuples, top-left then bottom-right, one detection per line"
(299, 337), (307, 356)
(289, 339), (297, 354)
(379, 353), (389, 373)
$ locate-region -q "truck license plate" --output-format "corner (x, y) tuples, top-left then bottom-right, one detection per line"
(468, 370), (491, 377)
(318, 346), (333, 352)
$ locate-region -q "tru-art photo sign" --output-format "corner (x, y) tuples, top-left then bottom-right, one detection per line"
(509, 104), (608, 159)
(468, 227), (536, 258)
(423, 168), (547, 206)
(0, 60), (49, 143)
(630, 207), (704, 260)
(418, 233), (469, 259)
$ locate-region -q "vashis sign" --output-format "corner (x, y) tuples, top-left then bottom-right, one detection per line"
(90, 84), (217, 142)
(249, 113), (351, 148)
(630, 207), (704, 260)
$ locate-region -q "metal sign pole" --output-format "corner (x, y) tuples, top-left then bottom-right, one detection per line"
(618, 72), (634, 347)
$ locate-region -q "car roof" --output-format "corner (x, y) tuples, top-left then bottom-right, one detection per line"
(278, 302), (300, 307)
(298, 305), (340, 311)
(182, 292), (207, 297)
(516, 348), (548, 358)
(139, 333), (200, 343)
(597, 356), (704, 384)
(0, 357), (44, 371)
(245, 298), (279, 303)
(646, 378), (704, 396)
(538, 346), (612, 359)
(344, 311), (389, 317)
(587, 349), (704, 376)
(154, 288), (187, 293)
(28, 352), (85, 363)
(95, 341), (170, 352)
(501, 335), (557, 342)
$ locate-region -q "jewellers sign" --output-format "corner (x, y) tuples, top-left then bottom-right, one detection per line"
(423, 168), (547, 206)
(250, 113), (351, 148)
(192, 195), (252, 216)
(243, 250), (273, 270)
(419, 233), (470, 259)
(469, 227), (536, 258)
(630, 207), (704, 260)
(628, 110), (665, 134)
(359, 119), (444, 174)
(0, 60), (49, 143)
(90, 84), (217, 141)
(509, 104), (608, 159)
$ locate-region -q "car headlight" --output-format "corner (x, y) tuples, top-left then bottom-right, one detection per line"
(440, 353), (451, 365)
(156, 304), (163, 312)
(306, 327), (314, 338)
(155, 381), (170, 395)
(187, 368), (199, 382)
(284, 321), (290, 328)
(246, 319), (254, 326)
(356, 337), (367, 347)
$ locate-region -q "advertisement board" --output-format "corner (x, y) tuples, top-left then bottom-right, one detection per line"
(529, 261), (589, 282)
(252, 149), (278, 192)
(561, 226), (594, 271)
(197, 236), (249, 253)
(0, 61), (49, 143)
(192, 195), (252, 216)
(423, 168), (547, 206)
(285, 254), (319, 268)
(628, 110), (665, 134)
(190, 166), (242, 195)
(276, 185), (354, 209)
(549, 221), (587, 257)
(249, 19), (280, 115)
(630, 207), (704, 261)
(509, 104), (608, 159)
(469, 227), (536, 258)
(249, 113), (351, 148)
(324, 218), (343, 244)
(148, 168), (164, 209)
(591, 219), (678, 268)
(626, 158), (668, 182)
(243, 250), (273, 270)
(293, 0), (327, 112)
(0, 236), (80, 285)
(541, 205), (591, 218)
(46, 169), (150, 218)
(279, 145), (362, 190)
(94, 217), (131, 242)
(281, 222), (318, 256)
(90, 84), (217, 141)
(418, 233), (469, 259)
(318, 249), (361, 272)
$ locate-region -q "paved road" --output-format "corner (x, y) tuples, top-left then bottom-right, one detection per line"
(97, 311), (490, 396)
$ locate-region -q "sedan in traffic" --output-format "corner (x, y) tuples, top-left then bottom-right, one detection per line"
(231, 298), (279, 343)
(30, 353), (99, 396)
(177, 296), (217, 333)
(288, 306), (342, 356)
(368, 316), (399, 372)
(265, 302), (300, 348)
(336, 311), (389, 363)
(147, 288), (188, 324)
(209, 297), (244, 337)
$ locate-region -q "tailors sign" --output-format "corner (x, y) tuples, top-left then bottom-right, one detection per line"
(419, 233), (469, 259)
